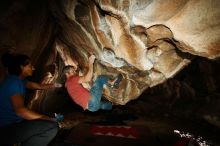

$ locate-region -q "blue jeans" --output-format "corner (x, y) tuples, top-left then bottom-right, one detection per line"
(0, 120), (58, 146)
(88, 75), (112, 112)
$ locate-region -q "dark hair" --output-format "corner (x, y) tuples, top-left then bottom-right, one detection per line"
(1, 53), (31, 75)
(62, 65), (74, 74)
(62, 65), (75, 80)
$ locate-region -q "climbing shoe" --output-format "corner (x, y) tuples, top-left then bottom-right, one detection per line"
(112, 74), (123, 89)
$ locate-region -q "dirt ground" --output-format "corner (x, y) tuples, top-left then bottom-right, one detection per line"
(49, 99), (220, 146)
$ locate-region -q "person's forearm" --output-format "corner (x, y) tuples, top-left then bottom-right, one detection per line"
(16, 107), (54, 121)
(81, 61), (94, 83)
(80, 55), (95, 83)
(26, 81), (54, 90)
(86, 62), (94, 81)
(38, 83), (54, 90)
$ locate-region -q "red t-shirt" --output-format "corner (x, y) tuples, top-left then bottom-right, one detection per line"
(65, 76), (91, 110)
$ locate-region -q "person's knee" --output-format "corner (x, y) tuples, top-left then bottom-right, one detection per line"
(41, 120), (59, 140)
(46, 121), (59, 134)
(96, 75), (109, 85)
(88, 100), (100, 112)
(31, 120), (59, 134)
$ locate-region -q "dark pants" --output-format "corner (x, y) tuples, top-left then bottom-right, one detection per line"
(0, 119), (59, 146)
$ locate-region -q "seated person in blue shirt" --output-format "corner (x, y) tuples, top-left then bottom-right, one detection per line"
(0, 53), (61, 146)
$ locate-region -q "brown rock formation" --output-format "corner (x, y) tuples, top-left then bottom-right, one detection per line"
(0, 0), (219, 109)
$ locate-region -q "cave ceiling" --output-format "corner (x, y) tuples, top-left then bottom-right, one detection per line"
(0, 0), (220, 107)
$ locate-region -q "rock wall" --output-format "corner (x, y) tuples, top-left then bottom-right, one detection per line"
(0, 0), (220, 109)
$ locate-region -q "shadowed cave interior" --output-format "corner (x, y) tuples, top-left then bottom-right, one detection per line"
(0, 0), (220, 146)
(46, 57), (220, 146)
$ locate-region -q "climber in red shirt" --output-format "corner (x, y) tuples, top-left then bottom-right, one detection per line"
(63, 55), (122, 112)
